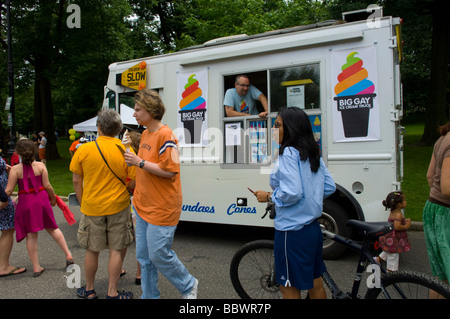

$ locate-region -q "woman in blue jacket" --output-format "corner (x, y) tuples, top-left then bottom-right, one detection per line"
(254, 108), (336, 299)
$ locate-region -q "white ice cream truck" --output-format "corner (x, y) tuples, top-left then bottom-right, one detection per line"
(103, 10), (403, 258)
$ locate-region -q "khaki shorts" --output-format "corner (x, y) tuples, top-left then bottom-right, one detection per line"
(77, 206), (134, 251)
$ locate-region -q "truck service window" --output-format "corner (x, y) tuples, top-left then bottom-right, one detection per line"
(222, 66), (321, 167)
(223, 72), (269, 166)
(270, 63), (320, 113)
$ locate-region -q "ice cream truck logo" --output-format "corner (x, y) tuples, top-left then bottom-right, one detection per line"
(178, 74), (207, 144)
(333, 51), (376, 138)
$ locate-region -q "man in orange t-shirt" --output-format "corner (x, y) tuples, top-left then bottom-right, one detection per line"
(124, 89), (197, 299)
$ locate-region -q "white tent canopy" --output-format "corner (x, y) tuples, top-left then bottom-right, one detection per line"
(72, 116), (98, 131)
(73, 104), (138, 131)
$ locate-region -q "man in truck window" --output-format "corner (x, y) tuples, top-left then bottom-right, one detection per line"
(224, 74), (268, 118)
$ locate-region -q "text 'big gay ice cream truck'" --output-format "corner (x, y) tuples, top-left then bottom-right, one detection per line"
(104, 9), (403, 259)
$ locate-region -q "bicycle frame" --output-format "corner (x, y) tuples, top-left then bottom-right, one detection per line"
(231, 220), (448, 299)
(321, 229), (389, 299)
(254, 207), (407, 299)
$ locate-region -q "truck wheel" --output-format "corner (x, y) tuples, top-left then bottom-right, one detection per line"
(319, 200), (351, 260)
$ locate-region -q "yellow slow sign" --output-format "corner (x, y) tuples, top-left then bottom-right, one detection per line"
(121, 61), (147, 90)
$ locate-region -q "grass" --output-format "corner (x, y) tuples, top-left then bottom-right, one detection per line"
(401, 123), (433, 221)
(47, 124), (433, 221)
(47, 138), (75, 197)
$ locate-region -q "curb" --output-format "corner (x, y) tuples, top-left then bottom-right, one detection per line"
(410, 221), (423, 232)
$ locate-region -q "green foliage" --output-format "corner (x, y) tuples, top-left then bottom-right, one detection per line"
(47, 137), (74, 196)
(402, 123), (433, 221)
(178, 0), (328, 48)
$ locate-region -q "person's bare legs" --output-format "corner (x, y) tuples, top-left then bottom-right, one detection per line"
(46, 228), (73, 260)
(279, 285), (301, 299)
(279, 278), (326, 299)
(26, 232), (43, 273)
(107, 248), (127, 297)
(84, 249), (99, 298)
(308, 277), (327, 299)
(0, 229), (26, 275)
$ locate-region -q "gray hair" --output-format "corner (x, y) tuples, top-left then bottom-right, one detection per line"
(235, 74), (249, 84)
(96, 109), (123, 137)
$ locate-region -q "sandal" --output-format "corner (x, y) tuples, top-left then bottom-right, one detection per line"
(33, 268), (45, 278)
(0, 266), (27, 277)
(107, 290), (133, 299)
(77, 285), (98, 299)
(66, 258), (74, 269)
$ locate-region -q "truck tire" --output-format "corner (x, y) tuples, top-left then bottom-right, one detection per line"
(319, 200), (351, 260)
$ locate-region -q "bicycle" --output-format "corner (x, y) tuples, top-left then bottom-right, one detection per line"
(230, 207), (450, 299)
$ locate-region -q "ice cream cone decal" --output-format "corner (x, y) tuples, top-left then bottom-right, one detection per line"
(179, 74), (207, 144)
(335, 52), (375, 96)
(180, 74), (207, 110)
(334, 51), (376, 138)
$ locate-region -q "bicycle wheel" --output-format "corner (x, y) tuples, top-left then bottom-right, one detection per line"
(230, 240), (281, 299)
(365, 271), (450, 299)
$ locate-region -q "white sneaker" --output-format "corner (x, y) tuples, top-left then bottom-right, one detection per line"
(182, 279), (198, 299)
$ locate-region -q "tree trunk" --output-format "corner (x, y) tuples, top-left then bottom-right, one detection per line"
(34, 57), (60, 160)
(419, 0), (449, 145)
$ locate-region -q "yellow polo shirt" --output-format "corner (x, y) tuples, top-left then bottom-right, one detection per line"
(70, 136), (136, 216)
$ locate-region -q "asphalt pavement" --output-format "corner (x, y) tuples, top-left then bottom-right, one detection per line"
(0, 201), (434, 300)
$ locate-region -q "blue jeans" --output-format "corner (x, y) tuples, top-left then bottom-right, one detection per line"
(135, 211), (196, 299)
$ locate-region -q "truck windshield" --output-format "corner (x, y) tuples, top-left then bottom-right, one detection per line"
(119, 92), (135, 110)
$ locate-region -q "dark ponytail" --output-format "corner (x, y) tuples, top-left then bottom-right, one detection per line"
(382, 191), (404, 211)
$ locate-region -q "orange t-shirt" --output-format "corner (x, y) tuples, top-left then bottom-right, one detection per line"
(133, 125), (182, 226)
(69, 140), (80, 152)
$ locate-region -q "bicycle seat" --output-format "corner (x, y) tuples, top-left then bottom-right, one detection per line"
(346, 219), (393, 240)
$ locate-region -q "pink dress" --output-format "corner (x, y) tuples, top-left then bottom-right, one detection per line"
(379, 217), (411, 253)
(14, 164), (58, 242)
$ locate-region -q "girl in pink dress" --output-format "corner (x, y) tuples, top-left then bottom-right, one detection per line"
(5, 139), (73, 277)
(375, 191), (411, 272)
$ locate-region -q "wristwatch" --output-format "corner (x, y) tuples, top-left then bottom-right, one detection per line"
(139, 160), (145, 169)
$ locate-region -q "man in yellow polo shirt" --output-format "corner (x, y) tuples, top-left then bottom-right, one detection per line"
(70, 109), (136, 299)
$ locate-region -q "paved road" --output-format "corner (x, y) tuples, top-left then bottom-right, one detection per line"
(0, 203), (434, 300)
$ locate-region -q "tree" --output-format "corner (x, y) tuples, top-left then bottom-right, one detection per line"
(0, 0), (136, 159)
(8, 0), (65, 159)
(127, 0), (328, 53)
(327, 0), (449, 146)
(176, 0), (328, 49)
(52, 0), (137, 130)
(418, 0), (449, 145)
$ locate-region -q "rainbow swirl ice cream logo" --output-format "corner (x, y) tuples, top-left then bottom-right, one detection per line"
(179, 74), (207, 144)
(334, 52), (376, 138)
